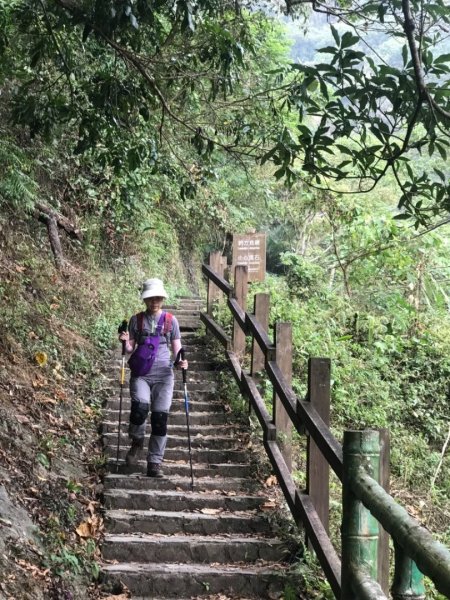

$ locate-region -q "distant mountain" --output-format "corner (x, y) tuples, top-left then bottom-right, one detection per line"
(279, 11), (450, 67)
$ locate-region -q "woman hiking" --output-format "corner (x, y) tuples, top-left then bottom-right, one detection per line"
(118, 278), (188, 478)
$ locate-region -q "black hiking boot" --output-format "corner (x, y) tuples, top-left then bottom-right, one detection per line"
(147, 462), (164, 478)
(125, 438), (144, 467)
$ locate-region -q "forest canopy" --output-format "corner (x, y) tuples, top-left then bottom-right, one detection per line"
(0, 0), (449, 227)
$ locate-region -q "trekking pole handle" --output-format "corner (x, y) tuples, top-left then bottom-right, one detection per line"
(118, 320), (128, 356)
(176, 348), (187, 384)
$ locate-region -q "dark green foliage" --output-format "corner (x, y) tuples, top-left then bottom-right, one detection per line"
(2, 0), (450, 228)
(280, 252), (325, 300)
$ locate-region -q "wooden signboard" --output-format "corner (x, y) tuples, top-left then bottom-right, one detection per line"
(232, 233), (266, 282)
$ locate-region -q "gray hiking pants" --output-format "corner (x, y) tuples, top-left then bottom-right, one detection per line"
(128, 363), (174, 464)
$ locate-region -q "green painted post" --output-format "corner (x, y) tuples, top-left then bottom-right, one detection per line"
(392, 542), (425, 600)
(342, 431), (381, 599)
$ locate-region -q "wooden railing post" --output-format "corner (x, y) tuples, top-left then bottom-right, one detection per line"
(220, 255), (228, 281)
(342, 430), (380, 599)
(232, 265), (248, 358)
(251, 293), (270, 376)
(207, 251), (223, 315)
(306, 358), (330, 544)
(273, 322), (293, 471)
(378, 428), (390, 595)
(392, 546), (425, 600)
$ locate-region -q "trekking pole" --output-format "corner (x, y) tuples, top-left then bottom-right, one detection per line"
(116, 320), (128, 472)
(178, 348), (194, 490)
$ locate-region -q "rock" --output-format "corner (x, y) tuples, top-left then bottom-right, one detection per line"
(0, 485), (37, 552)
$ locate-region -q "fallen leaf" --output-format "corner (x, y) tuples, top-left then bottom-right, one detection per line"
(34, 352), (48, 367)
(264, 475), (278, 487)
(32, 375), (47, 388)
(76, 519), (95, 538)
(261, 501), (277, 510)
(200, 508), (222, 515)
(38, 395), (57, 405)
(16, 415), (30, 424)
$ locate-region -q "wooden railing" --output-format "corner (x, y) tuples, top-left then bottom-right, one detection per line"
(201, 256), (450, 600)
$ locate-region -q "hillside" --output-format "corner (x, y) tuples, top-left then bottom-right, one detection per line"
(0, 207), (198, 599)
(1, 0), (450, 597)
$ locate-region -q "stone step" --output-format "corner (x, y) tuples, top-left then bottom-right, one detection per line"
(103, 489), (267, 512)
(105, 397), (225, 420)
(104, 398), (225, 412)
(164, 309), (202, 316)
(102, 533), (286, 564)
(104, 445), (249, 464)
(101, 562), (290, 598)
(103, 473), (259, 493)
(106, 357), (208, 368)
(103, 386), (220, 399)
(110, 387), (220, 400)
(105, 509), (273, 536)
(108, 460), (252, 478)
(174, 372), (218, 381)
(105, 381), (218, 393)
(100, 422), (241, 437)
(166, 298), (203, 302)
(102, 411), (228, 426)
(101, 300), (294, 600)
(178, 317), (201, 336)
(105, 398), (224, 411)
(169, 308), (202, 315)
(103, 433), (243, 450)
(105, 350), (214, 370)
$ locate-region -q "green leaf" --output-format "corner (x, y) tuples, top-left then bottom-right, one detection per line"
(82, 24), (92, 42)
(317, 46), (338, 55)
(336, 144), (353, 156)
(330, 25), (340, 46)
(273, 167), (286, 180)
(434, 168), (446, 181)
(402, 44), (408, 66)
(434, 53), (450, 64)
(378, 2), (387, 23)
(341, 31), (359, 49)
(436, 143), (447, 161)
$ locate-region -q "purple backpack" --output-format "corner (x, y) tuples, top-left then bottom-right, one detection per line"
(128, 312), (166, 377)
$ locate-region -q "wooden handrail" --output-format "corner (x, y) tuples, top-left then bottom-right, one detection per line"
(202, 264), (233, 296)
(267, 360), (343, 481)
(199, 312), (231, 350)
(240, 370), (276, 441)
(227, 298), (248, 334)
(294, 489), (342, 598)
(246, 313), (276, 360)
(201, 260), (450, 600)
(352, 467), (450, 597)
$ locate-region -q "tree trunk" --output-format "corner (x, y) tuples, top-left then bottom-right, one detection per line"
(45, 215), (64, 269)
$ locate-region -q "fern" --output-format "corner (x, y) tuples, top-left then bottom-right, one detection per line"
(0, 138), (39, 212)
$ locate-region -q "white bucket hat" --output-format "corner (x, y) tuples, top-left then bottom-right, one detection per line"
(141, 278), (168, 300)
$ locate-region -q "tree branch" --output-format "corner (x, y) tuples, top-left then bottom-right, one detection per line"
(402, 0), (450, 120)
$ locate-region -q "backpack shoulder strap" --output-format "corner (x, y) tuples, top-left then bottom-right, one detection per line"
(163, 312), (173, 335)
(155, 311), (166, 335)
(137, 311), (145, 331)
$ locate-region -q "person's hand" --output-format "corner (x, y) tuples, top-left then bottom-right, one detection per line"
(119, 331), (129, 342)
(177, 359), (188, 370)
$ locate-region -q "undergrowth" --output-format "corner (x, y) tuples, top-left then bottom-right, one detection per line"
(209, 269), (450, 597)
(0, 209), (192, 599)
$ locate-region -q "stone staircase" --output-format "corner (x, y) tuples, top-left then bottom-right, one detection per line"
(100, 298), (297, 599)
